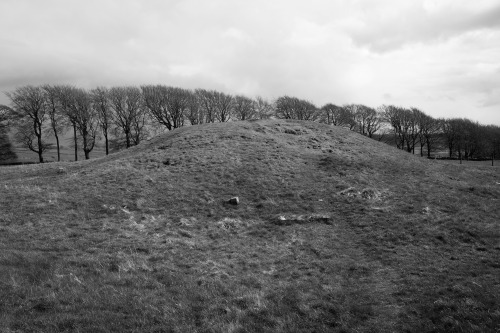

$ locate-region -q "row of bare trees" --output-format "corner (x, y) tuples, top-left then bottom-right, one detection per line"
(274, 97), (500, 160)
(276, 98), (383, 138)
(369, 105), (500, 160)
(1, 85), (150, 162)
(1, 84), (499, 163)
(441, 118), (500, 161)
(0, 85), (275, 162)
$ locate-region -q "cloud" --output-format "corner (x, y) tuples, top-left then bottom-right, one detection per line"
(340, 1), (500, 52)
(285, 19), (330, 47)
(1, 0), (499, 125)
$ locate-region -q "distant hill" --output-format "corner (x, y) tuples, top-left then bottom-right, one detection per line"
(0, 119), (498, 332)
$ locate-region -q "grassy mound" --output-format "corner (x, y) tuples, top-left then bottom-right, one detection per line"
(1, 119), (499, 332)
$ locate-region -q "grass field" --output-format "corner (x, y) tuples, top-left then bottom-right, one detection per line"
(0, 119), (499, 332)
(3, 141), (107, 164)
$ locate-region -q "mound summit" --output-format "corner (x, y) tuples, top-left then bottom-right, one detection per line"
(0, 119), (499, 332)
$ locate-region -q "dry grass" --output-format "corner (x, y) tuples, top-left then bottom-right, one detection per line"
(0, 119), (499, 332)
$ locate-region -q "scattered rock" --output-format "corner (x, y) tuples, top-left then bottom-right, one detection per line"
(130, 221), (146, 231)
(228, 197), (239, 205)
(339, 187), (360, 197)
(178, 229), (194, 238)
(360, 188), (380, 200)
(273, 214), (331, 226)
(121, 206), (131, 215)
(179, 218), (192, 226)
(339, 187), (381, 200)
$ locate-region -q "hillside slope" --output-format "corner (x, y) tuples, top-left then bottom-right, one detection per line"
(1, 119), (499, 332)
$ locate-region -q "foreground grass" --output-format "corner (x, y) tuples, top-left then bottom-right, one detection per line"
(1, 120), (499, 332)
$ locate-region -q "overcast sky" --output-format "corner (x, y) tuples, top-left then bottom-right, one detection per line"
(1, 0), (499, 125)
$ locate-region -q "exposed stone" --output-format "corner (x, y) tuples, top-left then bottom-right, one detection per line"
(228, 197), (239, 205)
(339, 187), (381, 200)
(179, 218), (191, 226)
(339, 187), (360, 197)
(273, 214), (331, 226)
(178, 229), (193, 238)
(361, 188), (380, 200)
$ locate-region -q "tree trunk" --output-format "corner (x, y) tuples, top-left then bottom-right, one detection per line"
(36, 125), (44, 163)
(37, 136), (44, 163)
(82, 135), (89, 160)
(55, 134), (60, 162)
(125, 130), (131, 148)
(73, 124), (78, 161)
(105, 133), (109, 155)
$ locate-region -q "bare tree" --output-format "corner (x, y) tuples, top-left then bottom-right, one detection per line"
(214, 91), (233, 122)
(254, 96), (273, 120)
(14, 121), (52, 160)
(141, 85), (191, 130)
(442, 118), (480, 159)
(365, 108), (382, 138)
(130, 107), (149, 146)
(340, 104), (360, 131)
(320, 103), (355, 128)
(69, 89), (98, 159)
(42, 85), (66, 161)
(108, 86), (145, 148)
(55, 85), (81, 161)
(90, 87), (112, 155)
(382, 105), (420, 152)
(382, 105), (404, 149)
(186, 91), (204, 125)
(441, 118), (457, 158)
(5, 86), (49, 163)
(405, 108), (422, 154)
(457, 119), (482, 160)
(163, 87), (190, 129)
(195, 89), (218, 123)
(195, 89), (233, 123)
(233, 95), (257, 121)
(275, 96), (319, 121)
(484, 125), (500, 163)
(416, 112), (441, 158)
(442, 119), (499, 161)
(347, 104), (381, 137)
